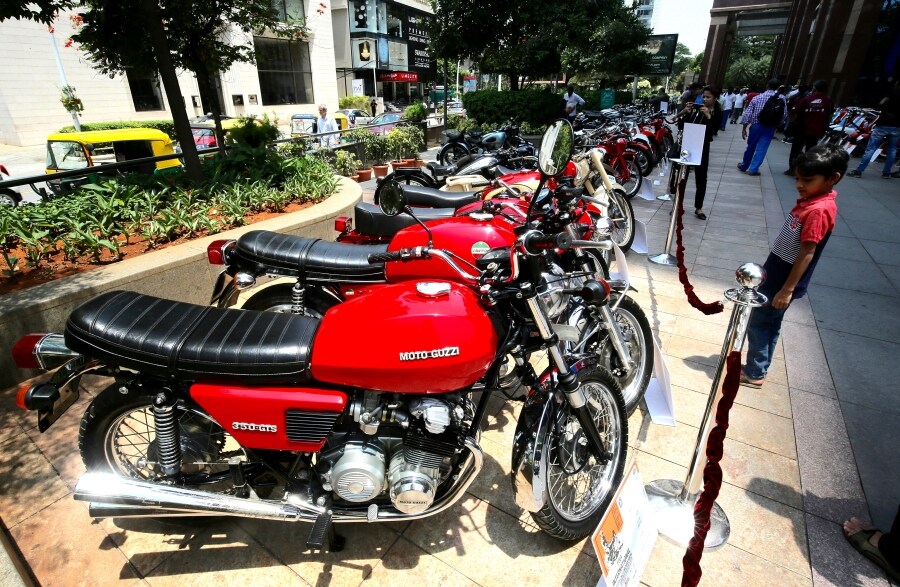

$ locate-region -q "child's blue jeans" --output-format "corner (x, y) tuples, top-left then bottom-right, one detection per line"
(743, 300), (788, 380)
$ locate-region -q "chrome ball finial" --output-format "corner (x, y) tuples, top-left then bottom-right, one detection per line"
(735, 263), (766, 289)
(681, 149), (690, 160)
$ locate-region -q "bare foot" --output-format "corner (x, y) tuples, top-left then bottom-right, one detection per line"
(843, 517), (882, 547)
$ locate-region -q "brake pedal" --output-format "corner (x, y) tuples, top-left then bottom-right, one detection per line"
(306, 509), (345, 552)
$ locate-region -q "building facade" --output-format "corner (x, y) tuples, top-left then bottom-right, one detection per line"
(0, 0), (435, 146)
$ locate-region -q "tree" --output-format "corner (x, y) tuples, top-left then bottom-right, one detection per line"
(0, 0), (73, 24)
(69, 0), (304, 181)
(559, 0), (650, 81)
(724, 55), (772, 90)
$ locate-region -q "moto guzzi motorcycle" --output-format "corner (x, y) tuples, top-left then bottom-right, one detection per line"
(12, 121), (627, 549)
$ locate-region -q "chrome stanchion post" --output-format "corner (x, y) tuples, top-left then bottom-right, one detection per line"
(644, 263), (767, 549)
(649, 152), (697, 266)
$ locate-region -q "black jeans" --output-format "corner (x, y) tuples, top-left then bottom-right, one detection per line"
(668, 141), (711, 210)
(788, 135), (821, 169)
(880, 505), (900, 568)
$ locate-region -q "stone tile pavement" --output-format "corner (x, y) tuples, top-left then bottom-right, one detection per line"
(1, 130), (898, 586)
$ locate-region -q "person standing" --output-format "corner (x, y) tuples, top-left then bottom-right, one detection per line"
(564, 84), (585, 121)
(742, 144), (849, 387)
(737, 79), (787, 176)
(668, 86), (723, 220)
(370, 95), (378, 117)
(847, 79), (900, 179)
(680, 82), (704, 109)
(785, 80), (834, 175)
(722, 88), (736, 130)
(731, 89), (747, 124)
(316, 104), (339, 148)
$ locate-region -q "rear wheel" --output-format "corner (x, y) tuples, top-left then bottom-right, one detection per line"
(634, 148), (654, 176)
(439, 143), (469, 165)
(606, 188), (635, 252)
(530, 368), (627, 541)
(373, 172), (433, 204)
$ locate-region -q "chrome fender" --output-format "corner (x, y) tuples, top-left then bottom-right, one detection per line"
(510, 391), (557, 512)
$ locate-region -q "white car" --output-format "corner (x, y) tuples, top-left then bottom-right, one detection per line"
(337, 109), (374, 127)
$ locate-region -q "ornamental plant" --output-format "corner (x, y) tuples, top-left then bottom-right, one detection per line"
(59, 85), (84, 114)
(333, 150), (360, 176)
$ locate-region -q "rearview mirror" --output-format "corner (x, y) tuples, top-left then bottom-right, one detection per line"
(378, 180), (407, 216)
(538, 119), (574, 177)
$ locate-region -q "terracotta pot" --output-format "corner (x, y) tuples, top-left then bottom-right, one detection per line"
(373, 164), (389, 178)
(357, 168), (373, 181)
(350, 174), (360, 182)
(392, 159), (415, 168)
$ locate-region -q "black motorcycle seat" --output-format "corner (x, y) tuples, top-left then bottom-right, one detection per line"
(402, 184), (481, 209)
(426, 162), (456, 176)
(233, 231), (387, 282)
(65, 291), (318, 383)
(354, 203), (454, 237)
(582, 110), (606, 118)
(468, 130), (483, 138)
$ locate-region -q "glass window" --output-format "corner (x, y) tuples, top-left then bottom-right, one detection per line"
(125, 70), (164, 111)
(47, 141), (89, 171)
(254, 37), (314, 105)
(272, 0), (305, 22)
(387, 4), (403, 38)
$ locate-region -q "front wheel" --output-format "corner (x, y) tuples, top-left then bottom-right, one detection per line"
(606, 188), (636, 252)
(438, 142), (469, 165)
(595, 297), (653, 414)
(530, 368), (627, 541)
(611, 156), (642, 199)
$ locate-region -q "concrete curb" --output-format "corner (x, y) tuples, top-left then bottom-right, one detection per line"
(0, 176), (362, 389)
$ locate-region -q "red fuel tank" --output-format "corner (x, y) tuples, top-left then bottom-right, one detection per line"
(311, 281), (498, 393)
(386, 215), (516, 282)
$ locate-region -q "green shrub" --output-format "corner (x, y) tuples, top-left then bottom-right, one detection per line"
(332, 150), (360, 176)
(462, 89), (562, 128)
(226, 115), (281, 148)
(57, 119), (177, 139)
(404, 102), (428, 123)
(339, 95), (371, 112)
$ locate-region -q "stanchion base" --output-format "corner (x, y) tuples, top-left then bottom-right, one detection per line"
(657, 194), (673, 201)
(645, 479), (730, 550)
(648, 252), (678, 266)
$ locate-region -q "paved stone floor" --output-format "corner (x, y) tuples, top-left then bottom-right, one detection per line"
(1, 130), (898, 586)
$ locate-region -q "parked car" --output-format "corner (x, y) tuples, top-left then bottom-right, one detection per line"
(0, 163), (22, 206)
(368, 112), (404, 135)
(337, 108), (373, 127)
(446, 101), (466, 115)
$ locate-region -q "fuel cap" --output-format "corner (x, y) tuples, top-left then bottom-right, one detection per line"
(416, 282), (451, 298)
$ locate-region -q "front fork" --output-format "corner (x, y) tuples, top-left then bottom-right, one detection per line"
(525, 295), (611, 462)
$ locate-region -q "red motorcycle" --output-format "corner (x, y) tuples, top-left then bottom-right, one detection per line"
(12, 121), (627, 547)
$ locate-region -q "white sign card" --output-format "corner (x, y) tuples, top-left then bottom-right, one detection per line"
(643, 333), (675, 426)
(593, 461), (659, 587)
(630, 220), (648, 255)
(608, 243), (631, 284)
(660, 101), (668, 113)
(351, 79), (365, 97)
(638, 180), (656, 201)
(680, 122), (706, 165)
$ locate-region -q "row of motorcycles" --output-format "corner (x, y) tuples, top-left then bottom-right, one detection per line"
(12, 120), (656, 552)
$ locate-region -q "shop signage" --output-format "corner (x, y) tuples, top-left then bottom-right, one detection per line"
(406, 11), (433, 72)
(351, 38), (377, 69)
(352, 79), (365, 96)
(592, 462), (657, 587)
(379, 72), (419, 82)
(641, 34), (679, 76)
(600, 88), (616, 109)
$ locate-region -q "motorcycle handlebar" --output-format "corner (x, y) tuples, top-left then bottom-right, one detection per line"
(522, 231), (572, 254)
(367, 250), (405, 264)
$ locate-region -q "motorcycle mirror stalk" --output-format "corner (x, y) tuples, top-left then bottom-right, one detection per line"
(378, 180), (434, 248)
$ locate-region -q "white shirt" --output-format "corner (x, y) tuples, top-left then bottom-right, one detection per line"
(734, 93), (746, 108)
(565, 92), (585, 114)
(317, 115), (338, 147)
(724, 93), (737, 109)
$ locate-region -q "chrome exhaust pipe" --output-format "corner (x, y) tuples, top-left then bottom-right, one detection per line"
(76, 437), (484, 523)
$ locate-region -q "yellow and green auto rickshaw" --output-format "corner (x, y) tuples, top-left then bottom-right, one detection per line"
(45, 128), (181, 195)
(290, 112), (350, 137)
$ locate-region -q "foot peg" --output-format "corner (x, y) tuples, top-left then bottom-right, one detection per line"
(306, 509), (345, 552)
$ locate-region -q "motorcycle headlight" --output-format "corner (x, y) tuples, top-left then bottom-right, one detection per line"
(537, 263), (570, 319)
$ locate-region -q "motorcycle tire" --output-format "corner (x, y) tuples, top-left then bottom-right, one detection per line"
(596, 296), (653, 414)
(634, 148), (654, 176)
(373, 172), (434, 205)
(438, 143), (470, 166)
(605, 188), (636, 252)
(530, 367), (627, 541)
(240, 283), (339, 317)
(79, 382), (256, 495)
(612, 157), (642, 199)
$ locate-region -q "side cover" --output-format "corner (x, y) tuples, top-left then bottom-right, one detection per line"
(311, 281), (498, 393)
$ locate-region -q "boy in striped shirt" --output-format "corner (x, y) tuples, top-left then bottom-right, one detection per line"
(741, 144), (849, 387)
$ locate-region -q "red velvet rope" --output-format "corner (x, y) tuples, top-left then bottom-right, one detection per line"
(681, 350), (743, 587)
(673, 173), (724, 315)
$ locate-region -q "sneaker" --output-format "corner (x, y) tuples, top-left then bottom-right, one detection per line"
(883, 173), (892, 179)
(737, 164), (746, 173)
(848, 170), (862, 178)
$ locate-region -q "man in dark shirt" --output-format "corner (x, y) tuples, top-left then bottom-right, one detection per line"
(785, 80), (834, 175)
(848, 79), (900, 179)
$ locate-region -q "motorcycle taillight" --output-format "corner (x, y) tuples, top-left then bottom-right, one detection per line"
(207, 239), (236, 265)
(334, 216), (352, 233)
(12, 333), (46, 370)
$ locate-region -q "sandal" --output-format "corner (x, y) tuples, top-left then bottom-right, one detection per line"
(740, 374), (763, 388)
(846, 527), (900, 582)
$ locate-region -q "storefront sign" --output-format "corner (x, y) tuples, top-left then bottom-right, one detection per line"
(592, 462), (658, 587)
(379, 72), (418, 82)
(352, 79), (365, 96)
(641, 34), (679, 76)
(406, 11), (433, 72)
(351, 38), (377, 69)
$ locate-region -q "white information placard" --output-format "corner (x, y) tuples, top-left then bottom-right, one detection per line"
(643, 333), (675, 426)
(638, 180), (657, 201)
(593, 461), (659, 587)
(631, 220), (648, 255)
(660, 101), (668, 114)
(351, 79), (365, 96)
(680, 122), (706, 165)
(608, 242), (631, 284)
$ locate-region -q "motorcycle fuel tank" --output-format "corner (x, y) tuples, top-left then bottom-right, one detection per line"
(479, 130), (507, 150)
(311, 281), (498, 393)
(386, 215), (516, 282)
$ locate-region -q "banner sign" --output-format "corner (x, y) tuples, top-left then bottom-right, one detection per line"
(641, 34), (679, 76)
(379, 71), (419, 82)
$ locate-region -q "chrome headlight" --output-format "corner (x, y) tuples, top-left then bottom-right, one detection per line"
(537, 263), (570, 319)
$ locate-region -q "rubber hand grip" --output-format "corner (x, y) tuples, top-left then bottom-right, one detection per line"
(523, 232), (572, 253)
(367, 251), (403, 264)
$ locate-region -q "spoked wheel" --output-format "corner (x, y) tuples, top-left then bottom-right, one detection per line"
(80, 384), (252, 493)
(634, 149), (654, 176)
(439, 143), (469, 165)
(240, 283), (338, 317)
(594, 297), (653, 414)
(373, 173), (434, 204)
(531, 368), (627, 541)
(612, 156), (642, 199)
(606, 188), (635, 252)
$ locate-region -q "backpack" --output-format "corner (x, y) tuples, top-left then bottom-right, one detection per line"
(758, 94), (785, 127)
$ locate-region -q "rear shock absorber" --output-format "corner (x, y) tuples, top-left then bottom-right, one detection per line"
(290, 281), (306, 315)
(153, 389), (182, 477)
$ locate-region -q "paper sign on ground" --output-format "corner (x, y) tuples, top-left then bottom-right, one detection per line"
(630, 220), (648, 255)
(680, 123), (706, 165)
(593, 461), (658, 587)
(608, 243), (631, 283)
(638, 180), (656, 201)
(643, 333), (675, 426)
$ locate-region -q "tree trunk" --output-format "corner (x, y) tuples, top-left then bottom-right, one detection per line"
(508, 70), (520, 91)
(195, 69), (226, 151)
(139, 0), (203, 183)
